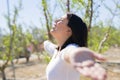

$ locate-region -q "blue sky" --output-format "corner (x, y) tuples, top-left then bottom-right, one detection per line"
(0, 0), (120, 34)
(0, 0), (42, 33)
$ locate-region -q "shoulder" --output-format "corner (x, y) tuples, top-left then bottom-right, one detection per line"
(60, 44), (79, 63)
(64, 43), (79, 50)
(61, 43), (79, 56)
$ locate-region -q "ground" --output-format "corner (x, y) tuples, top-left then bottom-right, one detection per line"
(5, 62), (47, 80)
(0, 47), (120, 80)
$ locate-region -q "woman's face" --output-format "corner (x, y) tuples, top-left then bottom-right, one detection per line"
(50, 14), (72, 40)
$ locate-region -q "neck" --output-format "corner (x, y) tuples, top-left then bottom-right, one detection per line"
(56, 38), (67, 50)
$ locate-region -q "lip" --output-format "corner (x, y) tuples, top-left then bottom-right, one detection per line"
(51, 23), (57, 31)
(53, 23), (57, 28)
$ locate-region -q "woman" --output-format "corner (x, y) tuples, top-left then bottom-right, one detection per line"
(44, 13), (107, 80)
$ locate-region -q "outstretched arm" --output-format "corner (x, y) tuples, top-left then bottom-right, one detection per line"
(64, 47), (107, 80)
(44, 40), (57, 56)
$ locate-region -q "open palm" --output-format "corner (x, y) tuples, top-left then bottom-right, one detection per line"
(70, 48), (107, 80)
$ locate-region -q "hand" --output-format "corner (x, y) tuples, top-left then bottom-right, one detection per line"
(70, 47), (107, 80)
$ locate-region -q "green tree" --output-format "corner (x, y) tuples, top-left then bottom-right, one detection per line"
(0, 0), (22, 79)
(41, 0), (53, 40)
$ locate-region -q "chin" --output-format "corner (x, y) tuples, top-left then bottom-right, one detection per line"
(50, 30), (55, 37)
(50, 28), (57, 33)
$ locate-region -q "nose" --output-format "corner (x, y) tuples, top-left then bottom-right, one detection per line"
(55, 19), (59, 23)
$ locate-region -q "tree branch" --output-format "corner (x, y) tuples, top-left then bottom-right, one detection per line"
(88, 0), (93, 31)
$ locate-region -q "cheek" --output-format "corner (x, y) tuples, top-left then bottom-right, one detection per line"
(57, 25), (65, 31)
(59, 27), (67, 32)
(56, 22), (69, 32)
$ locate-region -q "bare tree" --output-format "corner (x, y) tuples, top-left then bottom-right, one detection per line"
(98, 0), (120, 52)
(88, 0), (93, 31)
(41, 0), (53, 40)
(66, 0), (70, 12)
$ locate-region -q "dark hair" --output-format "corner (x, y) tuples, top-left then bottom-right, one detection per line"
(60, 13), (88, 50)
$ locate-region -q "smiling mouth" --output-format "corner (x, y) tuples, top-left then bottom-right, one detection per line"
(51, 23), (57, 31)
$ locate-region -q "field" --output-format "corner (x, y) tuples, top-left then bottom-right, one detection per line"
(0, 47), (120, 80)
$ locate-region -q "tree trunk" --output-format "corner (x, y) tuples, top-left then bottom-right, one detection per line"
(66, 0), (70, 12)
(1, 69), (6, 80)
(88, 0), (93, 31)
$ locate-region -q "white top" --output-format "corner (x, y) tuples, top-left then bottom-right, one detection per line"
(44, 41), (80, 80)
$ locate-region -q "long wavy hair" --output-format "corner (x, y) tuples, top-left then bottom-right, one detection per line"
(60, 13), (88, 50)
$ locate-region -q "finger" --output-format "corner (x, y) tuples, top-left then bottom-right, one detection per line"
(74, 61), (95, 77)
(73, 60), (94, 68)
(94, 68), (107, 80)
(73, 63), (83, 68)
(97, 72), (107, 80)
(82, 60), (94, 67)
(97, 66), (107, 80)
(76, 67), (91, 77)
(92, 52), (106, 61)
(90, 63), (107, 80)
